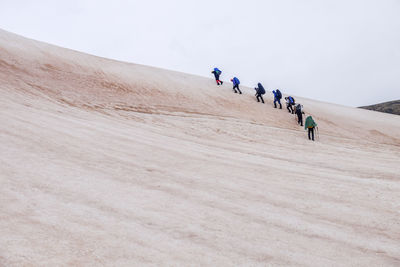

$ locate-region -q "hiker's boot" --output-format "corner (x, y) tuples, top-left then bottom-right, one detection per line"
(279, 104), (282, 109)
(274, 103), (277, 108)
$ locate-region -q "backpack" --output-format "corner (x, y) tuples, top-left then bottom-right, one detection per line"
(234, 77), (240, 85)
(288, 96), (294, 104)
(305, 116), (317, 129)
(276, 90), (282, 99)
(296, 104), (302, 113)
(214, 68), (221, 75)
(258, 83), (265, 94)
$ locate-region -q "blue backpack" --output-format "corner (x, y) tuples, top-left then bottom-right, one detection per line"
(234, 77), (240, 85)
(276, 89), (282, 99)
(288, 96), (294, 104)
(214, 68), (221, 75)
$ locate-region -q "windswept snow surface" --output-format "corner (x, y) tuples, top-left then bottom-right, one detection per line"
(1, 29), (400, 266)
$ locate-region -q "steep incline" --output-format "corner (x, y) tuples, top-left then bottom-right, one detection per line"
(1, 29), (400, 266)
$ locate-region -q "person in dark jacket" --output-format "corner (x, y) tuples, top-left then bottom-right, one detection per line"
(230, 77), (242, 94)
(295, 104), (304, 126)
(304, 116), (317, 141)
(254, 83), (265, 103)
(285, 96), (295, 113)
(211, 68), (223, 85)
(272, 90), (282, 109)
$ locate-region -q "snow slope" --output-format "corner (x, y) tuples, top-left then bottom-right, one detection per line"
(1, 29), (400, 266)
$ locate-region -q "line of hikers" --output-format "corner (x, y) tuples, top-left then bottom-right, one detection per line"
(212, 67), (318, 141)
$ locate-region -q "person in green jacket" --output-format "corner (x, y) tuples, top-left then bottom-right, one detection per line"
(304, 116), (317, 141)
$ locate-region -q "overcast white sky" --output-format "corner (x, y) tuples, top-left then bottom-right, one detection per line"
(1, 0), (399, 106)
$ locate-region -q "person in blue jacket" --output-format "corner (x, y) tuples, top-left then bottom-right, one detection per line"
(254, 83), (265, 103)
(272, 89), (282, 109)
(211, 68), (223, 85)
(285, 96), (296, 113)
(230, 77), (242, 94)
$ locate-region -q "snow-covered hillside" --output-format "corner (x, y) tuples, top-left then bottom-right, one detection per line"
(1, 29), (399, 266)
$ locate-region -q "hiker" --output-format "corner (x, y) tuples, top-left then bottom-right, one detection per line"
(254, 83), (265, 103)
(285, 96), (295, 113)
(211, 68), (223, 85)
(295, 104), (304, 126)
(230, 77), (242, 94)
(305, 116), (317, 141)
(272, 89), (282, 109)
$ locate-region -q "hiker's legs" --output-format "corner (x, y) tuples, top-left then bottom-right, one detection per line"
(257, 94), (264, 103)
(274, 99), (277, 108)
(278, 99), (282, 109)
(215, 74), (221, 85)
(298, 113), (303, 126)
(233, 84), (241, 94)
(287, 104), (294, 113)
(308, 128), (314, 141)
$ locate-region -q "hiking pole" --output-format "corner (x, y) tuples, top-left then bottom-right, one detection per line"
(316, 126), (320, 141)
